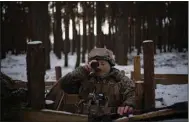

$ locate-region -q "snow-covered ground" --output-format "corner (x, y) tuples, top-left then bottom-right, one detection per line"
(1, 49), (188, 108)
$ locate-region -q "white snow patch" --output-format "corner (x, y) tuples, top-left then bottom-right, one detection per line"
(143, 40), (153, 43)
(45, 100), (54, 105)
(27, 41), (42, 45)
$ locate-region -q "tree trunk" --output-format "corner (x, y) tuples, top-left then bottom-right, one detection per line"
(75, 23), (81, 68)
(64, 16), (69, 67)
(88, 21), (94, 52)
(8, 2), (17, 54)
(88, 24), (94, 51)
(71, 15), (76, 55)
(96, 2), (104, 48)
(174, 2), (188, 52)
(44, 3), (51, 70)
(116, 3), (129, 65)
(107, 17), (112, 51)
(2, 2), (12, 57)
(53, 2), (62, 59)
(132, 18), (136, 51)
(163, 22), (168, 52)
(87, 2), (95, 52)
(82, 2), (87, 63)
(1, 2), (6, 59)
(30, 2), (51, 70)
(167, 18), (173, 52)
(128, 18), (132, 53)
(71, 3), (77, 55)
(136, 17), (141, 55)
(140, 17), (144, 48)
(147, 3), (157, 54)
(157, 17), (163, 53)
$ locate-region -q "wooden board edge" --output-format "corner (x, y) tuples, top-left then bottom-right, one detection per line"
(19, 108), (88, 122)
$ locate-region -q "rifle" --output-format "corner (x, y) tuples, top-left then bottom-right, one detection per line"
(88, 101), (188, 122)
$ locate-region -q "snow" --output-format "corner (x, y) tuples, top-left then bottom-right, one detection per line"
(156, 84), (188, 107)
(42, 109), (74, 115)
(143, 40), (153, 43)
(27, 41), (42, 45)
(1, 49), (188, 108)
(45, 100), (54, 105)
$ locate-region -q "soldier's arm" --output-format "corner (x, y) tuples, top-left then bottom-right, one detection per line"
(118, 71), (136, 108)
(59, 65), (90, 94)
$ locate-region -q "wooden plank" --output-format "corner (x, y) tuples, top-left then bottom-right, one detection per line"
(54, 90), (64, 110)
(19, 109), (88, 122)
(13, 81), (55, 88)
(114, 109), (187, 122)
(141, 74), (188, 85)
(64, 94), (80, 104)
(154, 74), (188, 84)
(143, 40), (155, 110)
(46, 74), (187, 85)
(46, 81), (62, 102)
(55, 66), (62, 81)
(131, 71), (134, 81)
(13, 73), (188, 89)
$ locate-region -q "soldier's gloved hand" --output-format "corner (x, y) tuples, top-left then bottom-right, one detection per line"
(117, 106), (134, 116)
(85, 60), (98, 72)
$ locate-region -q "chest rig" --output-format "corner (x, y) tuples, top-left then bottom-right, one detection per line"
(77, 77), (121, 115)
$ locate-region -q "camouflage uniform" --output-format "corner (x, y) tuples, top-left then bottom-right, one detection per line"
(60, 48), (135, 114)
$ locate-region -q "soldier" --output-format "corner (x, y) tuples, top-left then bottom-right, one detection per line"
(60, 48), (135, 115)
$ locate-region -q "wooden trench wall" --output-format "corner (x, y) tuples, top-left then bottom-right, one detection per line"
(18, 40), (188, 122)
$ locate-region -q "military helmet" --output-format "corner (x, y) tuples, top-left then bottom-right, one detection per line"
(88, 48), (115, 66)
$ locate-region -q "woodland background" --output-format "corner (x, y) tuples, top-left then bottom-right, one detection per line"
(1, 1), (188, 69)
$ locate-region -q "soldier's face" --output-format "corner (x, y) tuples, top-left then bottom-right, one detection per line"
(95, 60), (111, 76)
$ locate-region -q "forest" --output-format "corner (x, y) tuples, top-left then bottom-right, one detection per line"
(1, 1), (188, 70)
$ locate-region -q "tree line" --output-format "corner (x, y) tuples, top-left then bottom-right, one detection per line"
(1, 1), (188, 69)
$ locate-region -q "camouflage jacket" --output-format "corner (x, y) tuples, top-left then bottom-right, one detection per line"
(60, 66), (135, 108)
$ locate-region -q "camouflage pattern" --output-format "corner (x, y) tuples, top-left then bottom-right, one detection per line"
(60, 66), (135, 114)
(88, 48), (115, 66)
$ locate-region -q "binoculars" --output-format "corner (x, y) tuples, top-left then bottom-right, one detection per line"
(88, 93), (106, 106)
(91, 62), (99, 69)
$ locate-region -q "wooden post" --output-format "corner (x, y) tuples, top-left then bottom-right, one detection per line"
(143, 40), (155, 110)
(131, 71), (134, 80)
(55, 66), (62, 81)
(135, 81), (144, 110)
(134, 56), (141, 81)
(26, 41), (45, 110)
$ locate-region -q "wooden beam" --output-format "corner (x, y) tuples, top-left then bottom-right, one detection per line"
(19, 109), (88, 122)
(26, 41), (45, 109)
(46, 81), (62, 102)
(14, 73), (188, 90)
(13, 81), (55, 88)
(134, 56), (141, 81)
(143, 40), (155, 110)
(135, 81), (144, 110)
(131, 71), (134, 80)
(141, 74), (188, 85)
(55, 66), (62, 81)
(114, 108), (187, 122)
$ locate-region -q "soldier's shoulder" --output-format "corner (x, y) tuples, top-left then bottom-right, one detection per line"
(110, 68), (130, 81)
(111, 68), (125, 75)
